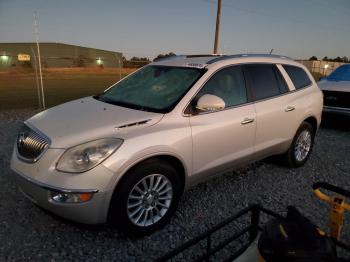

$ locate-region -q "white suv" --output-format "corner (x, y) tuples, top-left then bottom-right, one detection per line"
(11, 54), (323, 235)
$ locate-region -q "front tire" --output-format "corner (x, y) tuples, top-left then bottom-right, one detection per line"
(283, 122), (315, 168)
(108, 159), (182, 236)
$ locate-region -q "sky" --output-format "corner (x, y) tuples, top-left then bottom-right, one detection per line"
(0, 0), (349, 60)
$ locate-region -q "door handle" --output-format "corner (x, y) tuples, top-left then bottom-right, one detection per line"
(285, 106), (295, 112)
(241, 118), (255, 125)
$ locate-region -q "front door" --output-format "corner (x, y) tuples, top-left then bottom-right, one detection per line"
(189, 65), (256, 179)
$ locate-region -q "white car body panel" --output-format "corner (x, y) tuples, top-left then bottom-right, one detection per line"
(10, 54), (323, 224)
(27, 97), (164, 148)
(190, 103), (256, 180)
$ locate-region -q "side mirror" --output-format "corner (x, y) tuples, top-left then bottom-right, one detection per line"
(196, 94), (225, 112)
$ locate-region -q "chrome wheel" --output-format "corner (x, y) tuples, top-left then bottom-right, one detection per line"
(127, 174), (173, 227)
(294, 130), (312, 162)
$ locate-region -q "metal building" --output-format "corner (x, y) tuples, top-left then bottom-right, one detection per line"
(0, 42), (122, 70)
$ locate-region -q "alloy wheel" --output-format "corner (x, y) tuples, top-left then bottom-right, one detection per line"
(127, 174), (173, 227)
(294, 130), (312, 162)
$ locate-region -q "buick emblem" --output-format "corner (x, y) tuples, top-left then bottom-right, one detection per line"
(17, 132), (27, 149)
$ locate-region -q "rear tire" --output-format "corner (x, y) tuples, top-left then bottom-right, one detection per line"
(283, 122), (315, 168)
(108, 159), (182, 236)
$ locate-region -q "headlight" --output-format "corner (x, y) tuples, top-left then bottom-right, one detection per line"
(56, 138), (123, 173)
(50, 191), (94, 203)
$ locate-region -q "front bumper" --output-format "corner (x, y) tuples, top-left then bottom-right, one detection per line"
(10, 145), (120, 224)
(13, 170), (111, 224)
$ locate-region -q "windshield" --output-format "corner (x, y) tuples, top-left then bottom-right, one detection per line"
(97, 65), (203, 112)
(326, 64), (350, 82)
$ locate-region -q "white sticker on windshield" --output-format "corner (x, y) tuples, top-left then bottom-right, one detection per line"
(185, 63), (207, 69)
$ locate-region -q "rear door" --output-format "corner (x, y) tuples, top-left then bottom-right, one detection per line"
(243, 64), (297, 157)
(189, 65), (256, 179)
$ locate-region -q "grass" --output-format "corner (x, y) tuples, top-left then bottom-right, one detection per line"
(0, 68), (136, 110)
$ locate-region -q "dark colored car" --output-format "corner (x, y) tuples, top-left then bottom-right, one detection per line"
(318, 64), (350, 118)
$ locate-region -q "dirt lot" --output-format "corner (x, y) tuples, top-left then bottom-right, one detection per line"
(0, 68), (136, 110)
(0, 110), (349, 261)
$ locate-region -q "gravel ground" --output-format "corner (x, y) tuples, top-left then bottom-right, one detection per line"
(0, 109), (349, 261)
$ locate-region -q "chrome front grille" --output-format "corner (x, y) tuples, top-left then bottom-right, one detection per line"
(16, 125), (49, 162)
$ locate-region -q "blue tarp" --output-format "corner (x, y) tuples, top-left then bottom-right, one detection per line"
(327, 64), (350, 81)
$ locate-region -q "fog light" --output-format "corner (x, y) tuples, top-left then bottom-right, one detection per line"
(51, 191), (93, 203)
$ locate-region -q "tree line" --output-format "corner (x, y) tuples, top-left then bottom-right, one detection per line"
(123, 53), (350, 67)
(122, 52), (177, 68)
(309, 56), (349, 63)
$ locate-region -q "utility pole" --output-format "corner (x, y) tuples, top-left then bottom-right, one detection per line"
(31, 47), (41, 109)
(115, 54), (122, 81)
(33, 12), (46, 110)
(213, 0), (222, 54)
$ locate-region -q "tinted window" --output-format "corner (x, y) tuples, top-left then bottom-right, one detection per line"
(196, 66), (247, 108)
(283, 65), (312, 89)
(244, 64), (282, 101)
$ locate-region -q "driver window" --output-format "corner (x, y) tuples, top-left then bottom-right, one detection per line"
(196, 66), (247, 108)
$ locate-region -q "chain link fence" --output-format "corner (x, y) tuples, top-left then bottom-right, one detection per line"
(297, 60), (345, 78)
(3, 45), (346, 111)
(0, 43), (144, 110)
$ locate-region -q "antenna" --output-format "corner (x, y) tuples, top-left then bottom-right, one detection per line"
(33, 11), (46, 110)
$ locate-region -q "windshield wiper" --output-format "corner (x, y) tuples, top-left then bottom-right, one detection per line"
(94, 96), (155, 112)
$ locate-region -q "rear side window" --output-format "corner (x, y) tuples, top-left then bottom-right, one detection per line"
(283, 65), (312, 90)
(244, 64), (286, 101)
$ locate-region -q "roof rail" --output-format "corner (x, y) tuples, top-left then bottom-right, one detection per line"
(153, 55), (186, 62)
(185, 54), (224, 58)
(153, 54), (223, 63)
(207, 53), (292, 64)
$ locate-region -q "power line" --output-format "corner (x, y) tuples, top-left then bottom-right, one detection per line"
(202, 0), (350, 34)
(303, 0), (350, 11)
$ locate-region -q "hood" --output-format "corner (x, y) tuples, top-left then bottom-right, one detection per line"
(26, 97), (164, 148)
(318, 80), (350, 93)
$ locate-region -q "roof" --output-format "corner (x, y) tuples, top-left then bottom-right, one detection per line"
(152, 55), (218, 67)
(152, 54), (294, 68)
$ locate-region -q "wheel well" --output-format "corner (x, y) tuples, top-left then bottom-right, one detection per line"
(154, 155), (186, 193)
(118, 155), (186, 194)
(303, 116), (318, 134)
